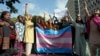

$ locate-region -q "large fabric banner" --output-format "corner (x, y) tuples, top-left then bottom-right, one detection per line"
(36, 26), (72, 54)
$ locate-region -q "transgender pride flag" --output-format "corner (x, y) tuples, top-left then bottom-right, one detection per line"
(36, 26), (73, 54)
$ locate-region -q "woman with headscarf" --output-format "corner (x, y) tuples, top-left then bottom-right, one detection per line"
(83, 1), (100, 56)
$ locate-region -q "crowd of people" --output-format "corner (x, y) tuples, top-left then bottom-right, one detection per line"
(0, 3), (34, 56)
(0, 1), (100, 56)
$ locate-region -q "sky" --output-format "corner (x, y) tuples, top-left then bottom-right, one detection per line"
(0, 0), (68, 19)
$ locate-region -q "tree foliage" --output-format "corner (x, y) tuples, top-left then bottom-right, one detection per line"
(0, 0), (20, 13)
(11, 17), (17, 23)
(32, 15), (44, 22)
(32, 15), (44, 26)
(32, 15), (37, 23)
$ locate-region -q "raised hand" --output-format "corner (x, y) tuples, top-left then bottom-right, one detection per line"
(49, 15), (52, 18)
(43, 12), (46, 16)
(25, 3), (28, 9)
(25, 3), (28, 16)
(83, 0), (90, 18)
(43, 12), (46, 19)
(53, 12), (55, 16)
(83, 0), (87, 9)
(43, 11), (46, 21)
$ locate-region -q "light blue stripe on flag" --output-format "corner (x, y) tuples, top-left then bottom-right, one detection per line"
(36, 26), (72, 54)
(36, 26), (71, 35)
(37, 48), (73, 54)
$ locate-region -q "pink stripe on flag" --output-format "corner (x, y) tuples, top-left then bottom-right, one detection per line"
(37, 43), (72, 49)
(36, 32), (72, 39)
(36, 37), (72, 44)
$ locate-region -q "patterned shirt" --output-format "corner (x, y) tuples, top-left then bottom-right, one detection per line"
(15, 22), (25, 42)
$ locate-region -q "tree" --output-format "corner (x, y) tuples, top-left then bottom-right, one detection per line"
(11, 17), (17, 23)
(32, 15), (37, 23)
(32, 15), (44, 22)
(0, 0), (20, 13)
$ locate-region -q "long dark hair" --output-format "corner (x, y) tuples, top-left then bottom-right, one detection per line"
(76, 16), (84, 24)
(0, 11), (10, 21)
(17, 15), (23, 22)
(62, 16), (70, 22)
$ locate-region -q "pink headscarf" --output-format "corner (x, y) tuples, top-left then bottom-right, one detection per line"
(93, 16), (100, 26)
(86, 16), (100, 38)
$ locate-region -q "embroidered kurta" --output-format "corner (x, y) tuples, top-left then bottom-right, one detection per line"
(24, 20), (34, 43)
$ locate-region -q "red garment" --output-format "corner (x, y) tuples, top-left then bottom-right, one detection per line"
(10, 29), (16, 40)
(13, 41), (23, 56)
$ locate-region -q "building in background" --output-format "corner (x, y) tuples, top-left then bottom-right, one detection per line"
(66, 0), (100, 20)
(66, 0), (76, 19)
(80, 0), (100, 20)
